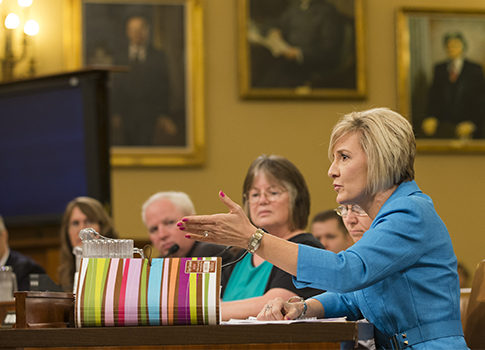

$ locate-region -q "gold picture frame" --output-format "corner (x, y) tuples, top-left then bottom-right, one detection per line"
(397, 7), (485, 152)
(237, 0), (366, 100)
(64, 0), (205, 166)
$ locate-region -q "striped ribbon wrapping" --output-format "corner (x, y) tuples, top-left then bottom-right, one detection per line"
(75, 257), (221, 327)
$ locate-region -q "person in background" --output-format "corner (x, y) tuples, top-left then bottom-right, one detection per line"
(57, 197), (118, 292)
(216, 155), (324, 321)
(141, 191), (234, 264)
(179, 108), (467, 349)
(0, 215), (46, 291)
(310, 210), (353, 253)
(335, 204), (373, 243)
(336, 205), (375, 350)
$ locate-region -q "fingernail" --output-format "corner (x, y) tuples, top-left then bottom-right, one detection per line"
(176, 222), (183, 227)
(220, 191), (225, 197)
(185, 235), (191, 239)
(179, 227), (185, 231)
(285, 316), (290, 320)
(182, 218), (188, 222)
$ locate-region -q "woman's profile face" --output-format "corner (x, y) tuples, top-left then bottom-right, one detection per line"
(68, 206), (101, 248)
(328, 132), (368, 206)
(248, 173), (291, 231)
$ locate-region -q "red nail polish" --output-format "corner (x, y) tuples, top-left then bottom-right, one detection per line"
(220, 191), (225, 197)
(176, 222), (183, 227)
(182, 218), (188, 222)
(179, 227), (185, 230)
(185, 235), (191, 239)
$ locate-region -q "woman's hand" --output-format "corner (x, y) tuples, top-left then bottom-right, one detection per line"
(257, 297), (302, 321)
(258, 297), (324, 321)
(177, 191), (256, 249)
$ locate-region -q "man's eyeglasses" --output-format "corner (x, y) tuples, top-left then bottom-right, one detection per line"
(246, 189), (287, 204)
(334, 205), (368, 217)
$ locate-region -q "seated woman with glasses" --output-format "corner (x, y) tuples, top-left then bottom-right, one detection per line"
(335, 205), (373, 242)
(335, 205), (375, 350)
(219, 154), (325, 321)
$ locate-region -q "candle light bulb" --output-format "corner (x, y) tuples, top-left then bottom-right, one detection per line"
(18, 0), (33, 7)
(24, 20), (39, 36)
(5, 13), (20, 29)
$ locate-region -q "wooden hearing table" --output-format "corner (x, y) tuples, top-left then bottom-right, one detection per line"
(0, 320), (373, 350)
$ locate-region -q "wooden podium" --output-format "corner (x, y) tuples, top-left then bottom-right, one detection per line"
(0, 320), (373, 350)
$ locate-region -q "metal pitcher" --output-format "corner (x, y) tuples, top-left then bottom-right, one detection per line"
(0, 266), (18, 302)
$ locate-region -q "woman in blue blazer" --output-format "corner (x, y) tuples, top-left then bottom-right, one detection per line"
(178, 107), (468, 349)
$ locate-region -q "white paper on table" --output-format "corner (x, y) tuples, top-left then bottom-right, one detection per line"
(223, 316), (347, 325)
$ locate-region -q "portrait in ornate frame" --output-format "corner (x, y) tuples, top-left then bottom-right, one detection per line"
(237, 0), (366, 100)
(64, 0), (205, 166)
(397, 7), (485, 152)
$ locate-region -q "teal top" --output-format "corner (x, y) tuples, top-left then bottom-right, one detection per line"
(222, 253), (272, 301)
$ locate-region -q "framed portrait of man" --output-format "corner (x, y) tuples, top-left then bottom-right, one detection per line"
(397, 8), (485, 152)
(64, 0), (205, 166)
(238, 0), (366, 99)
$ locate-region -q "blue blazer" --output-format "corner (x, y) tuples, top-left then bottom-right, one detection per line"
(294, 181), (468, 349)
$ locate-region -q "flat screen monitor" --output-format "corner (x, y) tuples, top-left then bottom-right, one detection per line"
(0, 69), (111, 226)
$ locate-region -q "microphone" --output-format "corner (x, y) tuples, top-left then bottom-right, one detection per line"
(161, 244), (179, 258)
(214, 246), (233, 257)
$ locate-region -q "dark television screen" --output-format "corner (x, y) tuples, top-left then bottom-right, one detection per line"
(0, 70), (111, 226)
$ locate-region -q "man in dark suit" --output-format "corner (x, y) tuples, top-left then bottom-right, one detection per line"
(111, 16), (177, 146)
(424, 31), (485, 139)
(0, 216), (46, 292)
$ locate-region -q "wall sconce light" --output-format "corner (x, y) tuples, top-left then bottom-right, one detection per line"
(1, 0), (39, 83)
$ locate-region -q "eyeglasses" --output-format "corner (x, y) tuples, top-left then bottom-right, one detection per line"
(334, 205), (367, 217)
(246, 189), (287, 204)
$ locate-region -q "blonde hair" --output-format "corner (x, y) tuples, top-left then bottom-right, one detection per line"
(329, 108), (416, 195)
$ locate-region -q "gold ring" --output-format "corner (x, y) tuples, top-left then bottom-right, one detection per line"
(265, 305), (272, 312)
(204, 231), (209, 237)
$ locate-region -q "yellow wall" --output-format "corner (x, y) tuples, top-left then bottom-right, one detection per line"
(17, 0), (485, 284)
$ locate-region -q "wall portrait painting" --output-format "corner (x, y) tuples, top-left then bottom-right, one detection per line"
(65, 0), (205, 166)
(238, 0), (366, 99)
(397, 8), (485, 152)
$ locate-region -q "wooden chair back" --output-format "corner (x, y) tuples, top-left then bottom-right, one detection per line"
(464, 259), (485, 349)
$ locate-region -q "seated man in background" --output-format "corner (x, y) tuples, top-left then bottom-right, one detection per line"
(0, 215), (46, 291)
(310, 210), (354, 253)
(142, 192), (234, 263)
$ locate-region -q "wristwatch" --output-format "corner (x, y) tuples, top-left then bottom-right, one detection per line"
(288, 296), (307, 319)
(247, 228), (266, 254)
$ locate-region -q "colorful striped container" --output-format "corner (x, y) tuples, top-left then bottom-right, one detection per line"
(75, 257), (221, 327)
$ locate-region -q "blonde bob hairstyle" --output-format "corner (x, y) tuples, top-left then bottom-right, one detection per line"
(328, 108), (416, 195)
